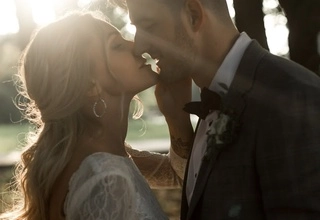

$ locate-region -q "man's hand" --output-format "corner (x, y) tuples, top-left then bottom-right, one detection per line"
(155, 77), (192, 120)
(155, 77), (194, 159)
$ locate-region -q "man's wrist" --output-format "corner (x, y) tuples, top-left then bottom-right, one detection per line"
(170, 135), (193, 159)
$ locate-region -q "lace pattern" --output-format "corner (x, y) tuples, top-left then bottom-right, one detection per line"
(64, 152), (168, 220)
(125, 144), (187, 188)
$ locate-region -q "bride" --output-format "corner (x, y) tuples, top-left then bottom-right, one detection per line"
(1, 11), (193, 220)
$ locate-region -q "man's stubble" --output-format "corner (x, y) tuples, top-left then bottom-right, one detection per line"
(158, 23), (197, 84)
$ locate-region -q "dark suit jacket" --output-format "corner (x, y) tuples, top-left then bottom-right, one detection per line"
(181, 41), (320, 220)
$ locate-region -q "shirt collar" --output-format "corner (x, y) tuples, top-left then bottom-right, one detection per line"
(209, 32), (252, 94)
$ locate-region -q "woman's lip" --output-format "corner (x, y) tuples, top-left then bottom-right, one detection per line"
(140, 62), (150, 68)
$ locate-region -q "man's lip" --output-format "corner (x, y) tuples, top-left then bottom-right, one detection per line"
(154, 60), (161, 73)
(156, 59), (161, 67)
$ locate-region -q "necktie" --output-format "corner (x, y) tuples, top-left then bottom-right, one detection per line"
(183, 87), (221, 119)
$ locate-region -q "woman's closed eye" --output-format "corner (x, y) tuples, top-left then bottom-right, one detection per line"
(112, 43), (123, 50)
(142, 23), (156, 33)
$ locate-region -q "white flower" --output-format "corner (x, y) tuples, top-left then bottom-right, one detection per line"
(204, 106), (240, 160)
(208, 113), (230, 144)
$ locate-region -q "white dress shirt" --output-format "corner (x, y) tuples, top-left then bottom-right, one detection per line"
(186, 32), (252, 205)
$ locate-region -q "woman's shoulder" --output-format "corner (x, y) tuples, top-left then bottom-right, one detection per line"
(64, 152), (168, 220)
(64, 153), (137, 211)
(64, 152), (142, 219)
(82, 152), (132, 169)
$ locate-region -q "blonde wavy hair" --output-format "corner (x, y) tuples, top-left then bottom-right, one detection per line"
(1, 11), (143, 220)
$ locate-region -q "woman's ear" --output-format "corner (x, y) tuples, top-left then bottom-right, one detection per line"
(185, 0), (204, 31)
(87, 80), (102, 97)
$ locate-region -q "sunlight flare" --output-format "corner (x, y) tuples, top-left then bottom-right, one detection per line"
(28, 0), (56, 26)
(0, 0), (19, 35)
(78, 0), (94, 8)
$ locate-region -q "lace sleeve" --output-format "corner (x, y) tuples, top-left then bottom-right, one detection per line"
(66, 172), (138, 220)
(125, 144), (187, 189)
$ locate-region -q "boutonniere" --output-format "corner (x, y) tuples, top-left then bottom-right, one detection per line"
(203, 85), (241, 160)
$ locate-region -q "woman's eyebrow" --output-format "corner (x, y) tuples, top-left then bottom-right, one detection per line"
(103, 31), (119, 44)
(107, 31), (119, 39)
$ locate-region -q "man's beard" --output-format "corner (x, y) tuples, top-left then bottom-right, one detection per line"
(158, 25), (196, 83)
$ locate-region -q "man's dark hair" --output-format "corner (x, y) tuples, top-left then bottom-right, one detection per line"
(111, 0), (184, 11)
(112, 0), (230, 20)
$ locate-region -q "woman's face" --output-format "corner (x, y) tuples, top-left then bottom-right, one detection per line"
(91, 24), (158, 96)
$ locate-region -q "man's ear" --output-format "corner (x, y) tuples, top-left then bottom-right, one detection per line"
(185, 0), (204, 31)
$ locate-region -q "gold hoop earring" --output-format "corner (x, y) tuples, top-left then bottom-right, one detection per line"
(93, 98), (107, 118)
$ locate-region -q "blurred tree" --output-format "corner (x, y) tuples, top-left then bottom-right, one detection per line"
(0, 42), (22, 124)
(234, 0), (269, 50)
(278, 0), (320, 74)
(234, 0), (320, 74)
(0, 77), (21, 124)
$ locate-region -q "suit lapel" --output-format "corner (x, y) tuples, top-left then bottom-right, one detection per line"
(223, 41), (267, 114)
(185, 41), (267, 219)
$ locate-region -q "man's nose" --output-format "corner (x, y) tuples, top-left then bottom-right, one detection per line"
(133, 40), (145, 57)
(133, 31), (149, 57)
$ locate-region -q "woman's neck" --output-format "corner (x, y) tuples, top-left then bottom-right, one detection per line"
(81, 96), (132, 157)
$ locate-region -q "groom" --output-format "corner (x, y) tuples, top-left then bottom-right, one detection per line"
(124, 0), (320, 219)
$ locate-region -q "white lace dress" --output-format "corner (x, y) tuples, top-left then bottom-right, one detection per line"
(64, 152), (168, 220)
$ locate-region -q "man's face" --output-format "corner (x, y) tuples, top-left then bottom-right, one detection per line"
(127, 0), (196, 83)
